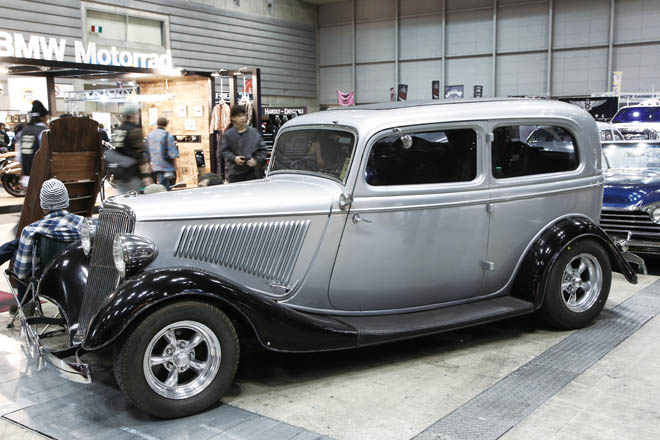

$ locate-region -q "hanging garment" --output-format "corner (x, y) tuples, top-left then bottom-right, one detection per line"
(210, 102), (230, 133)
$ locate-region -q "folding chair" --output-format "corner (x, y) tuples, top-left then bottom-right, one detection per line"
(5, 234), (72, 331)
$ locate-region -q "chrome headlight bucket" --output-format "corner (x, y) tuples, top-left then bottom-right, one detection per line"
(651, 207), (660, 224)
(112, 234), (158, 279)
(81, 218), (98, 256)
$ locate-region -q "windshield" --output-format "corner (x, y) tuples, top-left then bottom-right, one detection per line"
(612, 107), (660, 123)
(602, 142), (660, 170)
(270, 129), (356, 182)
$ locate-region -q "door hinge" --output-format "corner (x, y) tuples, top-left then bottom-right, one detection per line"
(482, 261), (495, 271)
(487, 203), (495, 213)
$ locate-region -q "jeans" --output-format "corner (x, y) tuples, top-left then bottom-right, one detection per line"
(156, 171), (176, 191)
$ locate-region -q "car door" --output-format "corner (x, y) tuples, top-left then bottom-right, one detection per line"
(482, 120), (592, 296)
(328, 123), (491, 312)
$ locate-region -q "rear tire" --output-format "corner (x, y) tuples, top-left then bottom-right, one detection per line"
(2, 174), (25, 197)
(113, 301), (239, 418)
(538, 239), (611, 330)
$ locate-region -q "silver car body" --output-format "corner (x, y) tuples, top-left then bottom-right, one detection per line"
(114, 99), (603, 316)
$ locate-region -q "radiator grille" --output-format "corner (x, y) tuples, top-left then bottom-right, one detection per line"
(78, 207), (135, 340)
(175, 220), (310, 286)
(600, 209), (660, 240)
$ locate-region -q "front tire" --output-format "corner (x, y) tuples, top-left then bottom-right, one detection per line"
(113, 301), (239, 418)
(2, 174), (25, 197)
(538, 239), (612, 330)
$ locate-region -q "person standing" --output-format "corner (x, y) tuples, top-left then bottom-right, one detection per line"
(109, 106), (150, 194)
(0, 123), (10, 150)
(18, 100), (50, 188)
(220, 105), (268, 183)
(146, 117), (179, 190)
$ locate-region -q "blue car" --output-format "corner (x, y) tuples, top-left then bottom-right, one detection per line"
(601, 140), (660, 254)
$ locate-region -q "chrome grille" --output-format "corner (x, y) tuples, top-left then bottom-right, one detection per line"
(600, 209), (660, 240)
(78, 206), (135, 341)
(175, 220), (310, 286)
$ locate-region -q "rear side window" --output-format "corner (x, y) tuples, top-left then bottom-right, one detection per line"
(366, 128), (477, 186)
(492, 125), (579, 179)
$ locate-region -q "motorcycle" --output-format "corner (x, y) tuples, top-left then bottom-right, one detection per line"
(0, 150), (26, 197)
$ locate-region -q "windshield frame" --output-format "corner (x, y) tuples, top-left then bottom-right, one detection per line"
(267, 124), (360, 185)
(601, 140), (660, 171)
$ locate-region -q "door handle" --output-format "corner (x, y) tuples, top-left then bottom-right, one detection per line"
(352, 214), (372, 224)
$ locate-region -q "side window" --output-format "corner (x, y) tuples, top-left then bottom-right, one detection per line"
(366, 128), (477, 186)
(492, 125), (579, 179)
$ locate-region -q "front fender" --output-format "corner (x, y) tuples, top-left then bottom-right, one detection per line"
(38, 242), (88, 327)
(513, 216), (637, 310)
(83, 268), (357, 353)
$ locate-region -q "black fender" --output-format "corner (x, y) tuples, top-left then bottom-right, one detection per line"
(83, 267), (358, 353)
(38, 242), (88, 327)
(513, 216), (637, 310)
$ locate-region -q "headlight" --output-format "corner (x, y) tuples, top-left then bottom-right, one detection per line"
(81, 218), (97, 256)
(651, 208), (660, 224)
(113, 234), (158, 279)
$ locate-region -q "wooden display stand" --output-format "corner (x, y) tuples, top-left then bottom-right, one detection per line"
(139, 77), (213, 188)
(17, 117), (103, 236)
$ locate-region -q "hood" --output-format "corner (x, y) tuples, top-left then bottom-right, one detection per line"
(109, 175), (342, 221)
(603, 168), (660, 208)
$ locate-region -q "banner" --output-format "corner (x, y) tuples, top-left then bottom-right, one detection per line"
(432, 81), (440, 99)
(390, 87), (396, 102)
(473, 85), (483, 98)
(397, 84), (408, 101)
(337, 90), (355, 107)
(444, 85), (464, 99)
(612, 71), (623, 96)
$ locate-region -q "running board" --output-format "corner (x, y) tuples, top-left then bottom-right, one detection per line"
(335, 296), (534, 347)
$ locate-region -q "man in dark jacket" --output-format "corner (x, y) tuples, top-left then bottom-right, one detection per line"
(18, 100), (50, 188)
(109, 106), (150, 194)
(220, 105), (268, 183)
(0, 123), (10, 150)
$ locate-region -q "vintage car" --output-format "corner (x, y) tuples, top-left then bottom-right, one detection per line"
(14, 99), (641, 419)
(600, 140), (660, 254)
(611, 99), (660, 140)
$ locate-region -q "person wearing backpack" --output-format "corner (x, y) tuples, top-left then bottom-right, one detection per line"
(146, 117), (179, 190)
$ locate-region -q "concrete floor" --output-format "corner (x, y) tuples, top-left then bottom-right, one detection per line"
(0, 210), (659, 439)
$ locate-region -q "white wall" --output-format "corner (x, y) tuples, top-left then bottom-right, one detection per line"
(319, 0), (660, 105)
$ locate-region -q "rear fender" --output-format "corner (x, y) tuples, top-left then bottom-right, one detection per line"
(83, 267), (357, 352)
(513, 217), (637, 309)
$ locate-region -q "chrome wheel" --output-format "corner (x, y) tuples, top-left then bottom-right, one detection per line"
(561, 253), (603, 313)
(143, 320), (221, 400)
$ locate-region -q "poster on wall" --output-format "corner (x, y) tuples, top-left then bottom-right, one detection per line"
(337, 90), (355, 107)
(193, 106), (204, 117)
(185, 119), (196, 131)
(91, 112), (112, 138)
(177, 105), (188, 118)
(612, 71), (623, 96)
(432, 81), (440, 99)
(444, 85), (464, 99)
(397, 84), (408, 101)
(148, 107), (159, 127)
(473, 85), (484, 98)
(8, 76), (48, 112)
(54, 84), (75, 98)
(390, 87), (396, 101)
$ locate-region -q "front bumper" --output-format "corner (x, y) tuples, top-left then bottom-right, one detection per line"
(18, 309), (92, 384)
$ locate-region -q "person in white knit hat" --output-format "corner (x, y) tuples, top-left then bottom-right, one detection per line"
(12, 179), (84, 280)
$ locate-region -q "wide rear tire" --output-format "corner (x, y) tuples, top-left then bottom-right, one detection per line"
(113, 301), (239, 418)
(538, 239), (612, 330)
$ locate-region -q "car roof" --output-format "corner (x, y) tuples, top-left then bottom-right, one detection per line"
(285, 98), (592, 135)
